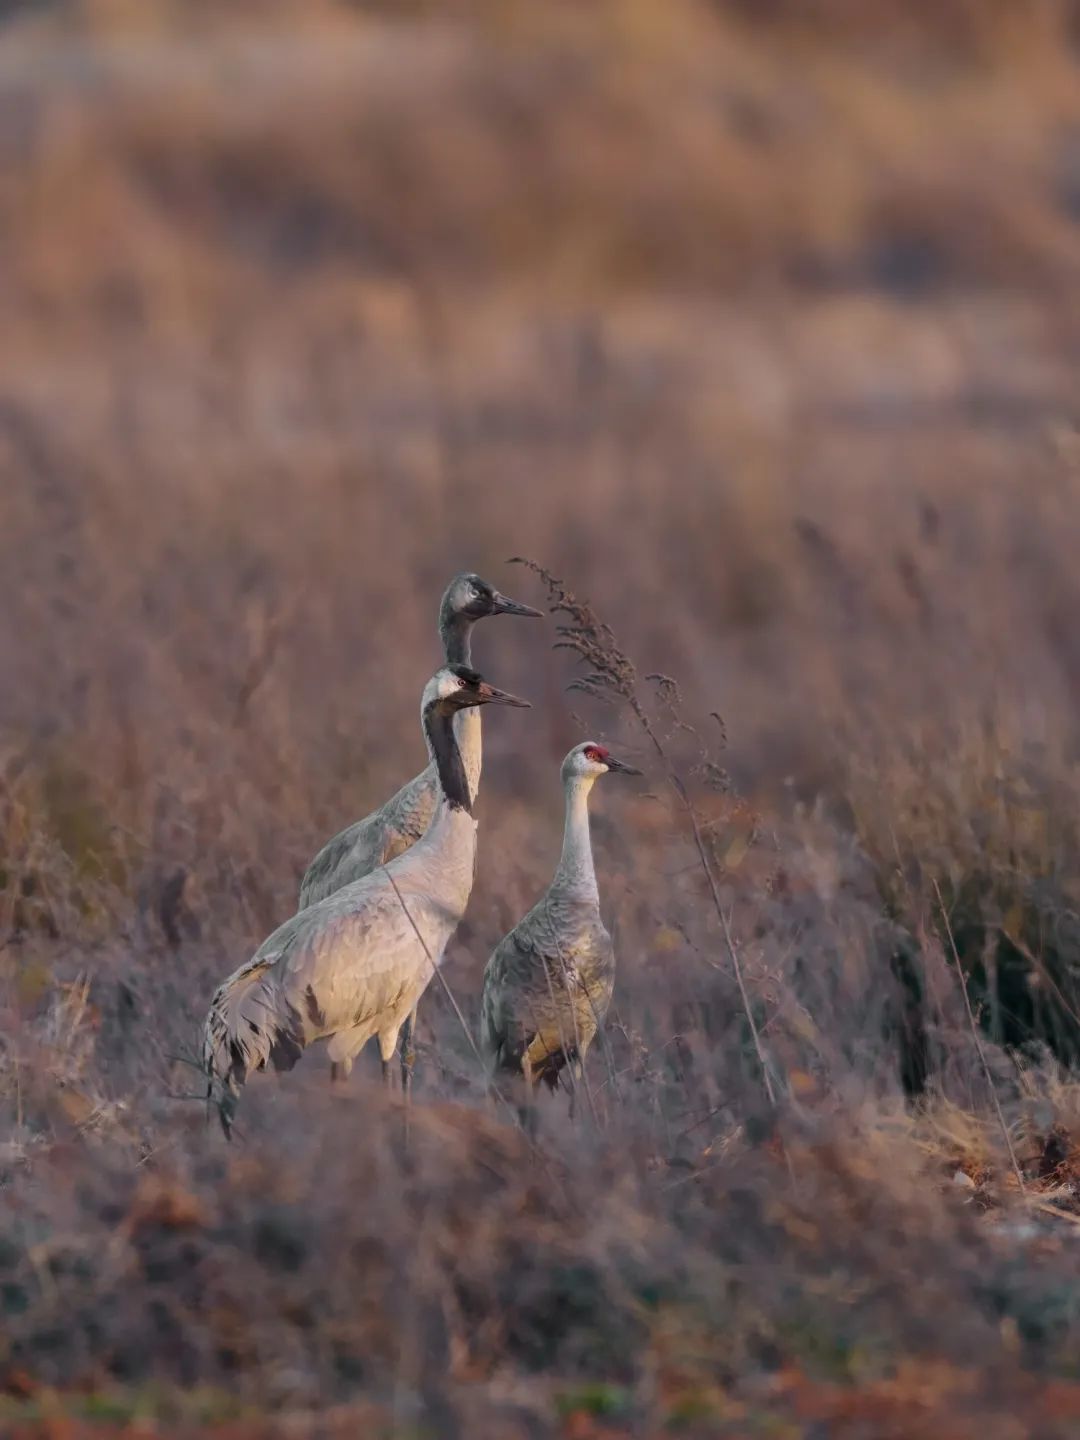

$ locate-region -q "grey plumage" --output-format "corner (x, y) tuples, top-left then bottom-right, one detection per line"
(298, 573), (541, 909)
(297, 777), (432, 910)
(480, 742), (640, 1098)
(204, 665), (530, 1135)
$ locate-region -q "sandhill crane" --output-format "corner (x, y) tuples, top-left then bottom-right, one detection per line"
(480, 742), (640, 1117)
(298, 572), (540, 1087)
(204, 665), (530, 1137)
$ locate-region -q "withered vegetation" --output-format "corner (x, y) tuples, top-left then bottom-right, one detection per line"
(3, 1), (1080, 1434)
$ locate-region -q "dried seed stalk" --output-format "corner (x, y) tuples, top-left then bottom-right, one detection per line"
(510, 558), (778, 1107)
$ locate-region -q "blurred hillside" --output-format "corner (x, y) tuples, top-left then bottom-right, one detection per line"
(4, 2), (1080, 1435)
(3, 0), (1080, 816)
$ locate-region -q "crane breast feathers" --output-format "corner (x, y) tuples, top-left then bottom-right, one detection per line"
(499, 904), (612, 978)
(278, 882), (461, 1029)
(485, 919), (613, 1027)
(207, 866), (464, 1091)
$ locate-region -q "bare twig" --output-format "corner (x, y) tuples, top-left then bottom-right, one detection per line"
(657, 761), (778, 1108)
(541, 915), (601, 1128)
(576, 959), (623, 1111)
(510, 557), (779, 1109)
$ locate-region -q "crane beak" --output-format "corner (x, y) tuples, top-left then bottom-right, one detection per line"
(604, 755), (642, 775)
(476, 682), (532, 708)
(491, 590), (544, 619)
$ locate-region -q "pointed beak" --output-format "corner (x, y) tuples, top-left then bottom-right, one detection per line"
(477, 682), (532, 708)
(605, 755), (642, 776)
(491, 590), (543, 619)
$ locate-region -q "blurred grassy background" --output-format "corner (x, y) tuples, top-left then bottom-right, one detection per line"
(4, 0), (1080, 1434)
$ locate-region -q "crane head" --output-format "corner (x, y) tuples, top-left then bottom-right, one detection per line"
(426, 665), (532, 713)
(442, 572), (543, 623)
(564, 741), (642, 781)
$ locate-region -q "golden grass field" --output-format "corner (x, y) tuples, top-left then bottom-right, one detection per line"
(4, 0), (1080, 1434)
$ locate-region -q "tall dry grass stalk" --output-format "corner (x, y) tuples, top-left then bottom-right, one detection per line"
(511, 557), (780, 1108)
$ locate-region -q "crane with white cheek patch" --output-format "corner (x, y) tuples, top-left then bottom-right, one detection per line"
(299, 574), (541, 907)
(298, 572), (541, 1091)
(204, 665), (530, 1137)
(480, 741), (641, 1118)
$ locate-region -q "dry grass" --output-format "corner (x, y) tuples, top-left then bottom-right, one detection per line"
(3, 0), (1080, 1434)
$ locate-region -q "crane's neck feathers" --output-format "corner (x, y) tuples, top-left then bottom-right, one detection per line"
(554, 774), (599, 900)
(424, 699), (473, 814)
(440, 612), (474, 668)
(440, 623), (481, 799)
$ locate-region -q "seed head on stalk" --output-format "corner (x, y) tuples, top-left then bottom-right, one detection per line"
(508, 556), (780, 1109)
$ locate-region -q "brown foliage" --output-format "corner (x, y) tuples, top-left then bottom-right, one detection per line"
(3, 0), (1080, 1434)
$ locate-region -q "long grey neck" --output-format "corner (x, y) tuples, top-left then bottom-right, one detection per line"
(439, 617), (482, 803)
(553, 777), (598, 901)
(423, 703), (472, 816)
(440, 616), (474, 668)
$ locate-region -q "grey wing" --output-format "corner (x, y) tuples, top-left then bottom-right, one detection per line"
(480, 930), (524, 1068)
(481, 908), (615, 1082)
(298, 768), (439, 909)
(280, 878), (446, 1041)
(204, 881), (402, 1089)
(480, 921), (564, 1073)
(299, 813), (389, 909)
(203, 910), (311, 1091)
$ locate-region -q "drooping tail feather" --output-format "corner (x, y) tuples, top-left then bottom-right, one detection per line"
(202, 953), (303, 1138)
